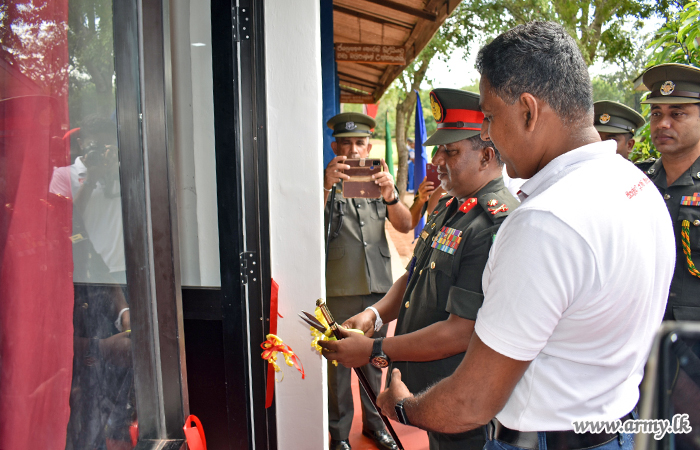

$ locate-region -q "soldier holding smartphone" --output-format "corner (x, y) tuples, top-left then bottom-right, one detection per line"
(323, 112), (411, 450)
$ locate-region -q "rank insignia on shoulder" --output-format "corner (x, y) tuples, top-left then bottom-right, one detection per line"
(459, 198), (478, 214)
(488, 204), (508, 215)
(431, 226), (462, 255)
(680, 193), (700, 206)
(487, 199), (498, 207)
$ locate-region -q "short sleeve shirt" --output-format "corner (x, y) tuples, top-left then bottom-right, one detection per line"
(475, 141), (675, 431)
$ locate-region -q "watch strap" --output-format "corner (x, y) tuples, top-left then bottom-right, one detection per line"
(395, 398), (411, 426)
(383, 187), (400, 205)
(372, 337), (385, 357)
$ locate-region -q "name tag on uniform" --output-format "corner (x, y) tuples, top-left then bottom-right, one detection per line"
(680, 193), (700, 206)
(431, 226), (462, 255)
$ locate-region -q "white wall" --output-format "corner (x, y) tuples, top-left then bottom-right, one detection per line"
(170, 0), (221, 287)
(264, 1), (328, 449)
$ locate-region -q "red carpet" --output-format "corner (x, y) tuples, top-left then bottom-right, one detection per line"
(344, 322), (429, 450)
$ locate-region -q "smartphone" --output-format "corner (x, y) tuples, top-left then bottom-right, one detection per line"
(342, 158), (382, 198)
(426, 163), (440, 186)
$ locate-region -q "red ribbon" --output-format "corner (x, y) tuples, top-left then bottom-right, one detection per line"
(261, 338), (305, 379)
(266, 279), (279, 408)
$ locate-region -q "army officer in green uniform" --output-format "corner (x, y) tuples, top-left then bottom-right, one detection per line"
(320, 89), (519, 450)
(635, 63), (700, 320)
(323, 112), (411, 450)
(593, 100), (645, 159)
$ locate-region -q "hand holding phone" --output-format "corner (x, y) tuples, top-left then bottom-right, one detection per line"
(342, 158), (383, 198)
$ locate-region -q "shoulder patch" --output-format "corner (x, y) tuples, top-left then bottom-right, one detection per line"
(634, 157), (657, 174)
(477, 188), (518, 223)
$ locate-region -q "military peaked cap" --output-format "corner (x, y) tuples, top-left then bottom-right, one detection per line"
(641, 63), (700, 105)
(424, 89), (484, 146)
(327, 112), (376, 138)
(593, 101), (645, 134)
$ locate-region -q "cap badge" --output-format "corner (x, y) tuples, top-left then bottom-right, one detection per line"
(345, 121), (357, 130)
(660, 81), (675, 96)
(599, 113), (611, 124)
(430, 91), (444, 122)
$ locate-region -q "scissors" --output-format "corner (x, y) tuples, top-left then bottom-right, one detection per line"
(298, 310), (327, 333)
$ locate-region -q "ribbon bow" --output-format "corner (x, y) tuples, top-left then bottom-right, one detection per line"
(261, 334), (305, 381)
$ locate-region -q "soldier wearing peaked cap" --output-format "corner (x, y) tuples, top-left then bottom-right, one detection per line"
(320, 89), (518, 450)
(593, 101), (645, 159)
(636, 63), (700, 321)
(323, 112), (411, 450)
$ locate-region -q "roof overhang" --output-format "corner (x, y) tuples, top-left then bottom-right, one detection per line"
(334, 0), (461, 103)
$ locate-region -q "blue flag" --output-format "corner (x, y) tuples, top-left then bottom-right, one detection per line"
(413, 90), (428, 239)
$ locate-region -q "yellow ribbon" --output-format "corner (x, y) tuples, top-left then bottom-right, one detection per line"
(309, 307), (363, 366)
(261, 334), (304, 382)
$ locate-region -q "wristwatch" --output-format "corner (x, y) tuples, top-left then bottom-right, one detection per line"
(369, 337), (390, 368)
(383, 187), (400, 205)
(395, 398), (411, 426)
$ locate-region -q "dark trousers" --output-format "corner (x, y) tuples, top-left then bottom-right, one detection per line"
(327, 294), (387, 440)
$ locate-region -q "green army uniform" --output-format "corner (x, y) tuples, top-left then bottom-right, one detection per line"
(637, 64), (700, 320)
(324, 112), (391, 443)
(390, 89), (519, 450)
(641, 159), (700, 319)
(393, 181), (517, 450)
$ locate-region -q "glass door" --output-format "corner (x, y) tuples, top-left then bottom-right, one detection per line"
(1, 0), (188, 448)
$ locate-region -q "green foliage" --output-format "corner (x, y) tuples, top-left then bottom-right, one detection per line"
(67, 0), (116, 122)
(630, 1), (700, 161)
(448, 0), (655, 66)
(1, 1), (70, 97)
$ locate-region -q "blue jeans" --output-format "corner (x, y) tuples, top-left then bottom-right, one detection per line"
(484, 432), (634, 450)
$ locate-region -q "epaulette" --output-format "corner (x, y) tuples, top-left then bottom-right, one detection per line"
(634, 157), (657, 174)
(477, 189), (518, 223)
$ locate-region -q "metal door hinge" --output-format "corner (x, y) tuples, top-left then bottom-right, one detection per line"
(240, 251), (257, 285)
(232, 6), (251, 42)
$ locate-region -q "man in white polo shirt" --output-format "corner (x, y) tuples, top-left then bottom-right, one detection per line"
(376, 21), (675, 450)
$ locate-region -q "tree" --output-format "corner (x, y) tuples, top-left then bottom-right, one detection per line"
(384, 0), (663, 199)
(67, 0), (116, 119)
(630, 0), (700, 161)
(391, 7), (484, 199)
(1, 0), (70, 99)
(457, 0), (657, 66)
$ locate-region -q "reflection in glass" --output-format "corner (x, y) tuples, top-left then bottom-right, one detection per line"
(1, 0), (136, 448)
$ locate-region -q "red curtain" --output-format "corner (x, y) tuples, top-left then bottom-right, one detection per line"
(0, 0), (74, 448)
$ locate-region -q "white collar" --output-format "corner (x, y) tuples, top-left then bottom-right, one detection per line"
(518, 140), (615, 201)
